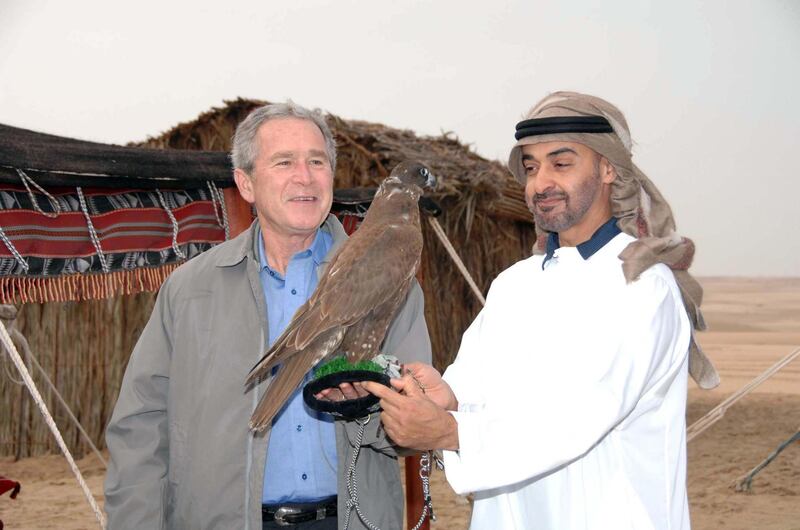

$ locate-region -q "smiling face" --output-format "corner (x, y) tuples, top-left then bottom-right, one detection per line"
(234, 117), (334, 245)
(522, 141), (616, 246)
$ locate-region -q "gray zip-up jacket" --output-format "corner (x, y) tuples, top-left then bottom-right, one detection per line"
(104, 215), (432, 529)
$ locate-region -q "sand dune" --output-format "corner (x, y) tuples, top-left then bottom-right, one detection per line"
(1, 277), (798, 529)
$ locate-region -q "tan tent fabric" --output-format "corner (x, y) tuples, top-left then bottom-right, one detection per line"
(508, 91), (719, 389)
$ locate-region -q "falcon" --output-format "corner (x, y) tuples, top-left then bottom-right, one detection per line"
(246, 161), (436, 431)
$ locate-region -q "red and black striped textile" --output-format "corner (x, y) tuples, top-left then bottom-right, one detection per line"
(0, 184), (226, 303)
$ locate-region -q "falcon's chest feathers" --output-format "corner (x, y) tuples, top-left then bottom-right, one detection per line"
(246, 161), (436, 431)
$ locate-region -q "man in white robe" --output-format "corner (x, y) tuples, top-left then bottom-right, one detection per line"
(364, 92), (718, 530)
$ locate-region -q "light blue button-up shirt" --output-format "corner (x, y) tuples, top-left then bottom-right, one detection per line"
(259, 228), (338, 504)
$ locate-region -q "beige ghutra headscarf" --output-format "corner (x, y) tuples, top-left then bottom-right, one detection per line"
(508, 91), (719, 389)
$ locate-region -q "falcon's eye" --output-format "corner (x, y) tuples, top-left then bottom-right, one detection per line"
(419, 168), (429, 178)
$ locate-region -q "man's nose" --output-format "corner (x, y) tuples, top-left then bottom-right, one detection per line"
(532, 167), (557, 195)
(293, 161), (314, 184)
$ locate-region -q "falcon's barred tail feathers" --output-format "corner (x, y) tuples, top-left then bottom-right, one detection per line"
(246, 161), (436, 432)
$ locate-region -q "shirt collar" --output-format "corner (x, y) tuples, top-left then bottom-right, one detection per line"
(542, 217), (621, 268)
(258, 228), (329, 273)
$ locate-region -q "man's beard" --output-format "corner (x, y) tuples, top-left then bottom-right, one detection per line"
(530, 167), (602, 233)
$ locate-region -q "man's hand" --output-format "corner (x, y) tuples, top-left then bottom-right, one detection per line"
(399, 363), (458, 411)
(362, 375), (459, 451)
(314, 382), (369, 402)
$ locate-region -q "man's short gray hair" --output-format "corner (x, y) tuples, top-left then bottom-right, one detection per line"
(231, 101), (337, 174)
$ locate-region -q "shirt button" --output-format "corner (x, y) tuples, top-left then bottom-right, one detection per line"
(269, 271), (275, 277)
(301, 473), (308, 480)
(296, 424), (302, 432)
(291, 288), (297, 295)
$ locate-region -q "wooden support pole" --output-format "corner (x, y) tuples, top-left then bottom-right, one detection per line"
(406, 453), (430, 530)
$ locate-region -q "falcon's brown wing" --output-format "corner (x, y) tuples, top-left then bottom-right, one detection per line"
(246, 222), (421, 431)
(338, 274), (416, 362)
(306, 221), (422, 337)
(245, 221), (422, 385)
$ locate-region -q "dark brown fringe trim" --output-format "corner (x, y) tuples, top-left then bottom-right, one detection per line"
(0, 264), (181, 304)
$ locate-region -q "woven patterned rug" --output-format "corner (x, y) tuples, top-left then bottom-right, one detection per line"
(0, 184), (228, 303)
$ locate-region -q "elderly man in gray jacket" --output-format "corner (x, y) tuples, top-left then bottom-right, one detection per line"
(104, 101), (432, 529)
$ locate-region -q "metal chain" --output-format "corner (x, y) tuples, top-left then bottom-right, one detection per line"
(76, 187), (110, 273)
(416, 452), (435, 526)
(155, 189), (186, 260)
(343, 416), (433, 530)
(16, 168), (61, 218)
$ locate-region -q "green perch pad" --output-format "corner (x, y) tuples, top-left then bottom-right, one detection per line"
(313, 356), (384, 379)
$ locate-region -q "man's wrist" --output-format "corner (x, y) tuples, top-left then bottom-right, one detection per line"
(438, 411), (459, 451)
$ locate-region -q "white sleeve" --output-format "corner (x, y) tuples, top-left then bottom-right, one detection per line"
(441, 276), (501, 409)
(442, 273), (689, 494)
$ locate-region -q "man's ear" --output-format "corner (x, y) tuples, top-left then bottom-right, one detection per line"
(233, 168), (255, 204)
(600, 158), (617, 184)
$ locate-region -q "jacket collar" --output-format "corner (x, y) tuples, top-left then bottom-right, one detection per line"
(215, 214), (348, 269)
(321, 214), (348, 264)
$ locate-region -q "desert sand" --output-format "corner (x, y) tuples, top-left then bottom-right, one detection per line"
(1, 277), (798, 529)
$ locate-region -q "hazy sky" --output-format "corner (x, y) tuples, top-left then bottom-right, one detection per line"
(1, 0), (798, 276)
